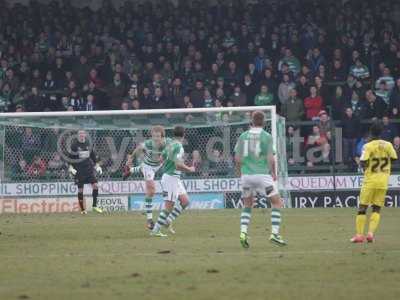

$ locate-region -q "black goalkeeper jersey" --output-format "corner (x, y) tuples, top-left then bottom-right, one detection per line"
(69, 139), (98, 174)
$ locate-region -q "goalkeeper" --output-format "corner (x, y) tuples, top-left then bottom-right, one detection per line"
(68, 130), (103, 214)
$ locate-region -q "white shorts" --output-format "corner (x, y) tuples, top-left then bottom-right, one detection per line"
(141, 163), (161, 181)
(161, 174), (187, 203)
(241, 174), (278, 198)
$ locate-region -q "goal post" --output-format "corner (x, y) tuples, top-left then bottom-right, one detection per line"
(0, 106), (290, 207)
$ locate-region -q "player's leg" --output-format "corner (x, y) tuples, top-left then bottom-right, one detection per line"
(240, 194), (254, 249)
(91, 182), (103, 213)
(367, 189), (386, 242)
(151, 199), (174, 237)
(351, 186), (371, 243)
(165, 192), (189, 234)
(351, 204), (368, 243)
(143, 165), (159, 229)
(257, 175), (286, 246)
(239, 175), (253, 248)
(77, 184), (86, 214)
(144, 179), (156, 229)
(151, 174), (174, 237)
(269, 193), (287, 246)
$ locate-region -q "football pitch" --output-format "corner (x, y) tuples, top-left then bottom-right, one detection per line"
(1, 208), (399, 300)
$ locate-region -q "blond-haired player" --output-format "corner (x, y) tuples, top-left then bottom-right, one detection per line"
(351, 122), (397, 243)
(124, 126), (172, 230)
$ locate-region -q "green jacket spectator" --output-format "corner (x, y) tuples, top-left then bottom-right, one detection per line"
(254, 85), (274, 106)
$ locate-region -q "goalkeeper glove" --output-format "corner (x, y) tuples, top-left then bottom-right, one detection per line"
(68, 165), (77, 176)
(95, 163), (103, 175)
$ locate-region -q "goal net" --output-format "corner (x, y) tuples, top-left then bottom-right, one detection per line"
(0, 106), (290, 209)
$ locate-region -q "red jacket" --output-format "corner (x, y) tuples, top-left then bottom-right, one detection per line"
(304, 96), (323, 119)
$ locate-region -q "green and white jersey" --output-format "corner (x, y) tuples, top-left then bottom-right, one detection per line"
(350, 65), (370, 79)
(142, 138), (172, 167)
(161, 140), (185, 177)
(234, 128), (274, 175)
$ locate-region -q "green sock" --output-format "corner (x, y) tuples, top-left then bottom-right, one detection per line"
(271, 208), (281, 235)
(240, 207), (252, 234)
(144, 197), (153, 220)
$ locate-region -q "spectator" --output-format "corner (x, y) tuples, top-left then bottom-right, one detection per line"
(254, 84), (274, 106)
(139, 87), (152, 109)
(170, 77), (186, 108)
(148, 87), (169, 109)
(132, 99), (141, 110)
(24, 86), (43, 112)
(304, 86), (323, 120)
(392, 136), (400, 170)
(47, 153), (67, 178)
(317, 111), (332, 136)
(389, 78), (400, 112)
(306, 125), (330, 166)
(341, 107), (360, 168)
(381, 116), (398, 141)
(82, 94), (96, 111)
(186, 150), (204, 177)
(278, 74), (295, 106)
(330, 86), (346, 120)
(206, 148), (233, 177)
(107, 73), (128, 109)
(286, 126), (299, 167)
(224, 61), (242, 88)
(349, 59), (370, 81)
(27, 155), (47, 178)
(260, 68), (278, 97)
(241, 74), (257, 106)
(308, 48), (326, 75)
(375, 67), (395, 91)
(0, 83), (12, 112)
(230, 85), (247, 107)
(121, 101), (130, 110)
(190, 80), (205, 108)
(278, 49), (301, 76)
(281, 88), (304, 122)
(375, 81), (391, 105)
(203, 89), (214, 108)
(329, 59), (347, 83)
(296, 75), (309, 101)
(346, 91), (364, 119)
(363, 90), (387, 119)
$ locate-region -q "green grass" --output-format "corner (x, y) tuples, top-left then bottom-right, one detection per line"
(1, 208), (400, 300)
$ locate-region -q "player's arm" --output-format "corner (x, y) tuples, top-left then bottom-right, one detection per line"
(234, 154), (241, 177)
(234, 136), (242, 177)
(174, 147), (195, 173)
(176, 161), (195, 173)
(131, 143), (144, 158)
(388, 144), (398, 162)
(90, 147), (103, 175)
(266, 134), (277, 181)
(67, 141), (78, 176)
(126, 143), (145, 167)
(359, 144), (370, 173)
(268, 153), (277, 181)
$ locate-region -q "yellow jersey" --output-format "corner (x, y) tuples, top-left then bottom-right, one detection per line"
(360, 139), (398, 189)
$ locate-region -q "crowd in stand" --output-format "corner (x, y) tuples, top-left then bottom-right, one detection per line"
(2, 0), (400, 177)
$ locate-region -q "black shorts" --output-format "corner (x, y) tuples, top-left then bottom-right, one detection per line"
(74, 169), (98, 188)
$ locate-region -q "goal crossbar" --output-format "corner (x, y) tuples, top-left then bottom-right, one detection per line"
(0, 106), (277, 118)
